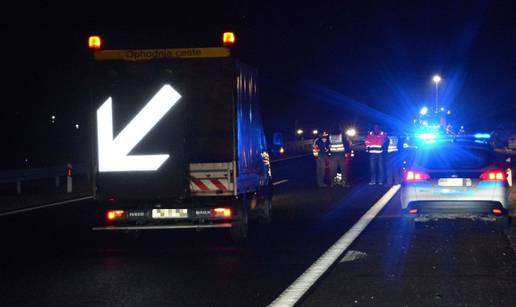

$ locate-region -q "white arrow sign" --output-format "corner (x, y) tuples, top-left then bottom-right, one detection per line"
(97, 84), (181, 172)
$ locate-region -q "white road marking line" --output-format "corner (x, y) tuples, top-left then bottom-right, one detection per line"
(268, 185), (401, 307)
(0, 195), (94, 217)
(339, 250), (367, 263)
(273, 179), (289, 186)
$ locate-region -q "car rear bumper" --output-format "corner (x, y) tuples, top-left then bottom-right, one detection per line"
(402, 201), (508, 215)
(400, 185), (509, 209)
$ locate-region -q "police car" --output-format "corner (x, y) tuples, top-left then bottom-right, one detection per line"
(400, 133), (511, 229)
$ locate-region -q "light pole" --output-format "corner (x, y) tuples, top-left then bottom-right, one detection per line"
(432, 75), (441, 113)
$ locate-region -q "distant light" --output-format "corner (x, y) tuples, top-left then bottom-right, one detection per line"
(312, 129), (318, 135)
(440, 107), (445, 112)
(447, 110), (451, 115)
(296, 129), (304, 135)
(51, 115), (56, 120)
(420, 106), (429, 116)
(88, 35), (102, 50)
(345, 128), (357, 137)
(474, 133), (491, 139)
(75, 124), (80, 130)
(222, 32), (236, 47)
(432, 75), (442, 83)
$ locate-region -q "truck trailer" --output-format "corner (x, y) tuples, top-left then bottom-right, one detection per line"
(89, 39), (272, 239)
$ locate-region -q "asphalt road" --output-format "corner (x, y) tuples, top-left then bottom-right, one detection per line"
(1, 154), (515, 307)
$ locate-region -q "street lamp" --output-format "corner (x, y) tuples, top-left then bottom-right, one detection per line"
(296, 129), (304, 136)
(420, 106), (429, 116)
(312, 129), (318, 135)
(432, 75), (442, 113)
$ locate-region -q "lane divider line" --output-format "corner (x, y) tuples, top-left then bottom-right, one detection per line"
(273, 179), (289, 186)
(268, 184), (401, 307)
(0, 195), (94, 217)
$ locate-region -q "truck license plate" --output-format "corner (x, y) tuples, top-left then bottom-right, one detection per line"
(152, 209), (188, 219)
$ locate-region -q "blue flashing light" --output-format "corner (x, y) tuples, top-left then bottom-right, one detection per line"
(474, 133), (491, 139)
(416, 133), (437, 140)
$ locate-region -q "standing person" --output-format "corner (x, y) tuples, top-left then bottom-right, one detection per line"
(313, 131), (331, 187)
(365, 124), (387, 185)
(343, 132), (353, 187)
(329, 128), (346, 187)
(384, 133), (400, 186)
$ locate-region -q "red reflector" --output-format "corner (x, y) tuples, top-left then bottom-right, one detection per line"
(480, 170), (506, 181)
(211, 208), (232, 218)
(404, 170), (430, 182)
(107, 210), (124, 221)
(492, 208), (502, 215)
(408, 209), (418, 214)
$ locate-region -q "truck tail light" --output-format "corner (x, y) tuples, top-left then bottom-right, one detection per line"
(480, 170), (505, 181)
(107, 210), (125, 221)
(211, 208), (232, 218)
(404, 170), (430, 182)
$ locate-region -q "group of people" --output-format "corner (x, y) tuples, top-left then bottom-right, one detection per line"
(364, 124), (406, 186)
(312, 124), (406, 188)
(312, 128), (353, 188)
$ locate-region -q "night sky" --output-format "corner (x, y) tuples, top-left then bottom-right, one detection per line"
(6, 0), (516, 169)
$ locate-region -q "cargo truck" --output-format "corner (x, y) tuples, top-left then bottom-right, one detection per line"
(89, 36), (272, 239)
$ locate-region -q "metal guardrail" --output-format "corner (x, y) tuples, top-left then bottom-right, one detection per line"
(0, 163), (89, 194)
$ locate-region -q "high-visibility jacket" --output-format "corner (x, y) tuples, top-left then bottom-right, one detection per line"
(329, 133), (345, 153)
(386, 136), (398, 153)
(365, 131), (387, 153)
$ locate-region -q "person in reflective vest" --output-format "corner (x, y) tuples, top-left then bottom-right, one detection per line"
(384, 133), (401, 186)
(313, 131), (331, 187)
(329, 129), (351, 187)
(365, 124), (387, 185)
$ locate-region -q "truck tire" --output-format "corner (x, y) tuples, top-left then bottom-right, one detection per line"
(258, 185), (273, 224)
(231, 198), (249, 240)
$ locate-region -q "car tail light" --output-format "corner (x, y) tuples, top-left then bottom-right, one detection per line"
(408, 209), (418, 214)
(480, 170), (505, 181)
(107, 210), (125, 221)
(211, 208), (232, 218)
(492, 208), (502, 215)
(404, 170), (430, 182)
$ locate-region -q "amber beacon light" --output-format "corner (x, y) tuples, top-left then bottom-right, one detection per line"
(88, 35), (102, 50)
(222, 32), (236, 47)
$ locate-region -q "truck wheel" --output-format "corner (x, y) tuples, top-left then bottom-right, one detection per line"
(258, 188), (272, 224)
(231, 198), (249, 241)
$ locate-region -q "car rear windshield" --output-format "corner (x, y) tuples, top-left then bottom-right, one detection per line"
(414, 145), (494, 170)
